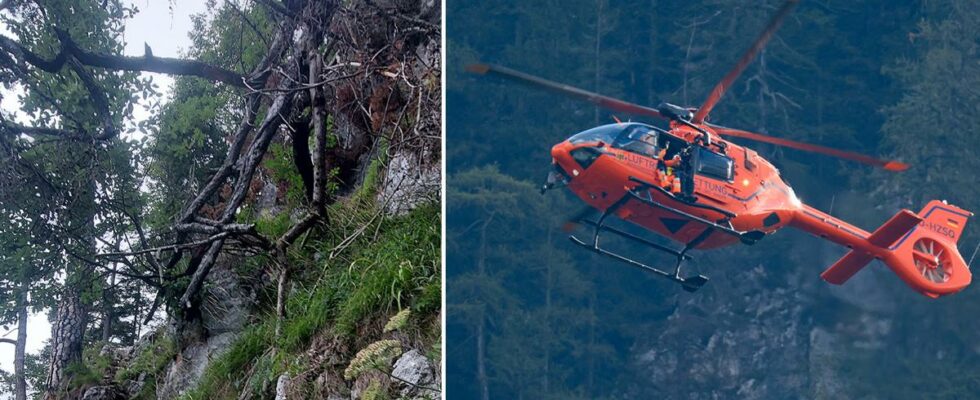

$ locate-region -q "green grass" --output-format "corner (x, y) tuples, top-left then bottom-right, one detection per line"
(254, 209), (292, 239)
(415, 280), (441, 314)
(352, 137), (388, 203)
(333, 202), (440, 336)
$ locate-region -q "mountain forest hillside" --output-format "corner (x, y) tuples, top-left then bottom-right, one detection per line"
(447, 1), (980, 399)
(0, 1), (441, 399)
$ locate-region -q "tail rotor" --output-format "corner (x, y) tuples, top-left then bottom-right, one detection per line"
(912, 237), (953, 284)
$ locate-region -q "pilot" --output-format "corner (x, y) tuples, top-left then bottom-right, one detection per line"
(639, 133), (658, 158)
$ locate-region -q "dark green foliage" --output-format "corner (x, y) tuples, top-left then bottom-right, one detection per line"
(266, 143), (310, 208)
(415, 281), (442, 315)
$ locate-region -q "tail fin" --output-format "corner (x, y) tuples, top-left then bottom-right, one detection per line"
(820, 200), (973, 298)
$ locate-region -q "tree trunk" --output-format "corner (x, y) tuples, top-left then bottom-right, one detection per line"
(587, 293), (596, 397)
(477, 307), (489, 400)
(275, 247), (290, 338)
(476, 215), (493, 400)
(14, 278), (28, 400)
(543, 227), (552, 395)
(45, 286), (87, 398)
(101, 267), (116, 343)
(593, 0), (603, 125)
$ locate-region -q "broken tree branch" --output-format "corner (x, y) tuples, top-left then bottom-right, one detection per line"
(0, 30), (248, 87)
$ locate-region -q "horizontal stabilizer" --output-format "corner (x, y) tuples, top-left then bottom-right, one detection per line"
(820, 210), (923, 285)
(868, 210), (922, 248)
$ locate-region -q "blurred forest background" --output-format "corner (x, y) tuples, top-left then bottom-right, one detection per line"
(447, 0), (980, 399)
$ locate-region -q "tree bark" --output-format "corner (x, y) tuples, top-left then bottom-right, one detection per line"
(101, 265), (116, 343)
(14, 277), (27, 400)
(0, 32), (248, 88)
(45, 286), (87, 398)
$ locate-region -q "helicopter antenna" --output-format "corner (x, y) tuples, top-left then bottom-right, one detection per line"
(691, 0), (799, 124)
(968, 240), (980, 269)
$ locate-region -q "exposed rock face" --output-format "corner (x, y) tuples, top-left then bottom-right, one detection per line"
(391, 349), (440, 399)
(200, 263), (252, 335)
(380, 149), (440, 215)
(275, 374), (291, 400)
(633, 265), (810, 399)
(157, 263), (251, 399)
(157, 330), (239, 399)
(79, 386), (123, 400)
(122, 372), (147, 399)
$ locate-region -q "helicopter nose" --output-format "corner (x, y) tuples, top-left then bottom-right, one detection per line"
(550, 140), (581, 179)
(551, 141), (572, 165)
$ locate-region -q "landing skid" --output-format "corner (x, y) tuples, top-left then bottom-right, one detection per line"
(568, 203), (712, 293)
(569, 235), (709, 292)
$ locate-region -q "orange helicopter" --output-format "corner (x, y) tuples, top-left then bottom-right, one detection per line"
(466, 0), (973, 297)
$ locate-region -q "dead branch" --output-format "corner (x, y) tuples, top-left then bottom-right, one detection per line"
(0, 30), (248, 87)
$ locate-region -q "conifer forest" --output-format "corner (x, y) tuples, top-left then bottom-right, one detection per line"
(447, 1), (980, 399)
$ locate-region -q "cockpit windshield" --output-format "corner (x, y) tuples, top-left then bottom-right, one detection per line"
(568, 123), (661, 158)
(568, 124), (623, 145)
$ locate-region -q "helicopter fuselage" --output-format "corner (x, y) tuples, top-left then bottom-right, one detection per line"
(551, 121), (800, 249)
(550, 121), (972, 297)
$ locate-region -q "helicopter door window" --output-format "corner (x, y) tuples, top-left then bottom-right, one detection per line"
(696, 147), (734, 181)
(658, 135), (687, 160)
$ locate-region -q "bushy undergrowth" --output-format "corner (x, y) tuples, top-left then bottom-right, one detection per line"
(65, 345), (113, 391)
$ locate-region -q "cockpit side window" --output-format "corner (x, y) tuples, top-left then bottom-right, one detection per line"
(696, 147), (735, 181)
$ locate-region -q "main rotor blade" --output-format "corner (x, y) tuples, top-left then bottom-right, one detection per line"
(692, 0), (799, 124)
(711, 125), (909, 171)
(466, 63), (666, 120)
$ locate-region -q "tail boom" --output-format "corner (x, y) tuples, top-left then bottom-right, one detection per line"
(790, 201), (973, 297)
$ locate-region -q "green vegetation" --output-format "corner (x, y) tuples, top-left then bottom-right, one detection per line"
(266, 143), (310, 208)
(181, 194), (440, 400)
(65, 346), (113, 391)
(354, 138), (389, 203)
(0, 1), (439, 399)
(361, 379), (388, 400)
(114, 334), (178, 399)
